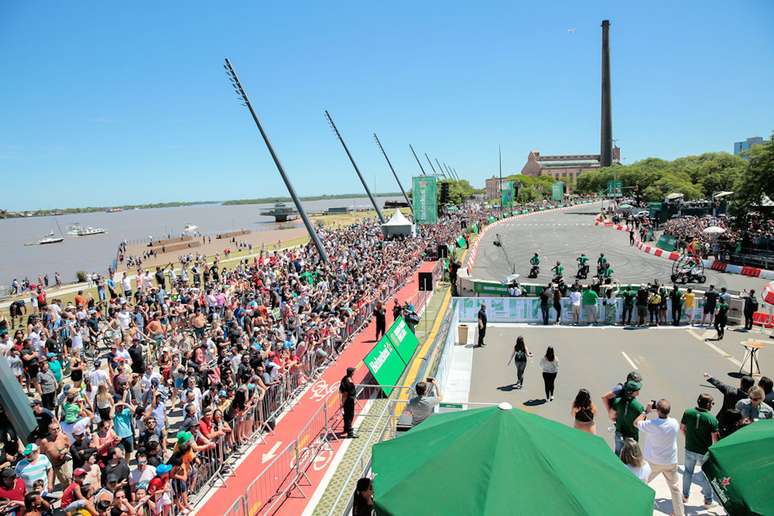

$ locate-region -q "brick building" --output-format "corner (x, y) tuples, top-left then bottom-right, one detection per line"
(484, 177), (511, 201)
(519, 147), (620, 189)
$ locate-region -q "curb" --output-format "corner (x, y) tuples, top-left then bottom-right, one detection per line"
(593, 219), (774, 281)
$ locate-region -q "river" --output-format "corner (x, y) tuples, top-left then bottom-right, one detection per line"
(0, 196), (402, 289)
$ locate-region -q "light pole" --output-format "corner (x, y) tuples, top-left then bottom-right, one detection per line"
(222, 58), (329, 264)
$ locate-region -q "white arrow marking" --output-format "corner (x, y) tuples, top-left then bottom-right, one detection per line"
(262, 442), (282, 463)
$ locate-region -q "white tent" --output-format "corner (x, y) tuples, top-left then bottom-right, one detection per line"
(382, 209), (415, 238)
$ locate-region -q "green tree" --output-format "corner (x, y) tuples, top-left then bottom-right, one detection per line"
(731, 133), (774, 223)
(446, 179), (476, 205)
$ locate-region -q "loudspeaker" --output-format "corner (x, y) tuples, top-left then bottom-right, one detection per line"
(437, 244), (448, 258)
(419, 272), (433, 292)
(0, 358), (37, 444)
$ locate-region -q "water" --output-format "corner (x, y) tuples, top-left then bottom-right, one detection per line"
(0, 196), (402, 288)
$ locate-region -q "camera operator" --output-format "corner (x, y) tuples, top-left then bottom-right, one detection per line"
(406, 378), (443, 427)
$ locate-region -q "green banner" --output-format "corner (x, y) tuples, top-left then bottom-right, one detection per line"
(656, 234), (678, 252)
(648, 202), (663, 219)
(552, 181), (565, 201)
(501, 181), (514, 207)
(385, 316), (420, 365)
(473, 281), (510, 296)
(364, 335), (406, 396)
(412, 176), (438, 224)
(607, 179), (623, 198)
(456, 236), (466, 248)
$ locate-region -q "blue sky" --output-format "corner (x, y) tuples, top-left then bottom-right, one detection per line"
(1, 1), (772, 211)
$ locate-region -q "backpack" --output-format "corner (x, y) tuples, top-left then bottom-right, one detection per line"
(514, 350), (527, 362)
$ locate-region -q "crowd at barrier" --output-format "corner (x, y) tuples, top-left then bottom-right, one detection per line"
(0, 203), (492, 516)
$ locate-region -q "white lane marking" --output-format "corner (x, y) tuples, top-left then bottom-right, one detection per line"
(621, 351), (638, 370)
(687, 329), (743, 367)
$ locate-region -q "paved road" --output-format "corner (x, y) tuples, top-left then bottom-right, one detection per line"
(472, 205), (765, 294)
(467, 325), (773, 458)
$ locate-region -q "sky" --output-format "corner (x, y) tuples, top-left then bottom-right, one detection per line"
(1, 1), (773, 211)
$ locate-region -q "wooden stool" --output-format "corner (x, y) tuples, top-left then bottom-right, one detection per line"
(740, 340), (766, 377)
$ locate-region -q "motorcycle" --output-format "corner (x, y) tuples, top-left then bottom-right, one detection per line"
(528, 265), (540, 278)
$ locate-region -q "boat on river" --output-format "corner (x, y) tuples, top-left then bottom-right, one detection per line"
(39, 232), (64, 245)
(260, 202), (299, 222)
(76, 226), (106, 236)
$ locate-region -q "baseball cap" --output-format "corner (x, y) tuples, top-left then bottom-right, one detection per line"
(22, 443), (39, 456)
(156, 464), (172, 475)
(624, 380), (641, 393)
(73, 468), (88, 477)
(176, 431), (193, 445)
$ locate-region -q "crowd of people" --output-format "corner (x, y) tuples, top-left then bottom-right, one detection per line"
(0, 204), (490, 516)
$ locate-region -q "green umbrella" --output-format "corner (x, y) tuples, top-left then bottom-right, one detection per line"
(702, 420), (774, 515)
(372, 404), (654, 516)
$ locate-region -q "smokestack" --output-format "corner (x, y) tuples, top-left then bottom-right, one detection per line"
(600, 19), (612, 167)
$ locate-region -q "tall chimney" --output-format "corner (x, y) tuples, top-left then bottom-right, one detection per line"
(600, 19), (612, 167)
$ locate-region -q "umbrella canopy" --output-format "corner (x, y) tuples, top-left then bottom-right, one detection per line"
(714, 191), (734, 199)
(372, 404), (654, 516)
(763, 281), (774, 305)
(703, 420), (774, 516)
(703, 226), (727, 235)
(665, 192), (684, 201)
(619, 203), (634, 209)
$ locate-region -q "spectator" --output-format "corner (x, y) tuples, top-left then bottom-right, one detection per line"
(736, 386), (774, 422)
(635, 399), (683, 516)
(704, 372), (754, 437)
(619, 438), (651, 482)
(406, 378), (442, 427)
(14, 444), (53, 494)
(680, 393), (719, 509)
(570, 388), (596, 434)
(352, 477), (374, 516)
(581, 286), (598, 325)
(602, 380), (645, 455)
(760, 377), (774, 410)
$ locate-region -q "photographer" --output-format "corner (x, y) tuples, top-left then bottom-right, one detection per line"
(406, 378), (442, 427)
(602, 379), (645, 455)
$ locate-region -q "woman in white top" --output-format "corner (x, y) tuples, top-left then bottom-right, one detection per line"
(539, 346), (559, 401)
(620, 437), (652, 482)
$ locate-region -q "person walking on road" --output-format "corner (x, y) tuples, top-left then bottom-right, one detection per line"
(701, 285), (718, 327)
(635, 399), (684, 516)
(602, 380), (645, 455)
(507, 336), (531, 389)
(373, 301), (386, 341)
(713, 298), (729, 340)
(540, 285), (552, 326)
(539, 346), (559, 401)
(476, 304), (487, 347)
(391, 299), (402, 323)
(629, 227), (635, 246)
(680, 394), (719, 509)
(339, 367), (357, 438)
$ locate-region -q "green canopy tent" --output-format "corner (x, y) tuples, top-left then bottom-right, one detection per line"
(372, 404), (654, 516)
(703, 420), (774, 516)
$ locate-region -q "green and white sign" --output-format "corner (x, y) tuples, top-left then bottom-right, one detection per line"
(412, 176), (438, 224)
(501, 181), (514, 207)
(385, 316), (420, 365)
(364, 335), (407, 396)
(552, 181), (565, 201)
(607, 179), (623, 198)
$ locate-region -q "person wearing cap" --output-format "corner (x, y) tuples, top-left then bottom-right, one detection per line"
(35, 360), (58, 411)
(14, 444), (53, 493)
(602, 380), (645, 455)
(0, 468), (26, 512)
(60, 467), (88, 508)
(69, 426), (95, 470)
(148, 463), (173, 511)
(339, 367), (357, 438)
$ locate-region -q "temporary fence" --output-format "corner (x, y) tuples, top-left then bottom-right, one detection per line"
(189, 257), (441, 513)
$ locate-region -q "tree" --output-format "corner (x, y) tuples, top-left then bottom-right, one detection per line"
(731, 133), (774, 223)
(446, 179), (476, 205)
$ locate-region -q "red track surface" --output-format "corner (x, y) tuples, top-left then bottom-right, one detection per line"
(197, 260), (433, 516)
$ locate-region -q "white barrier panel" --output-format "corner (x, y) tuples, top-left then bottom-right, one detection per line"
(457, 296), (716, 324)
(435, 299), (460, 389)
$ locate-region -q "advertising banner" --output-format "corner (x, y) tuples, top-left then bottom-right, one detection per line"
(501, 181), (514, 206)
(412, 176), (438, 224)
(385, 316), (420, 364)
(656, 234), (678, 252)
(607, 179), (623, 198)
(364, 337), (406, 396)
(552, 181), (565, 201)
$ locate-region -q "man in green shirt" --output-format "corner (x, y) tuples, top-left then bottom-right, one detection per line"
(581, 287), (599, 325)
(602, 380), (645, 454)
(680, 394), (719, 507)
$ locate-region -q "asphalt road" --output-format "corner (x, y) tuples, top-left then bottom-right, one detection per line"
(472, 205), (766, 294)
(467, 325), (774, 460)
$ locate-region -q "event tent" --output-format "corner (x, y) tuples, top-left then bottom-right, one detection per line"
(372, 403), (655, 516)
(381, 209), (414, 238)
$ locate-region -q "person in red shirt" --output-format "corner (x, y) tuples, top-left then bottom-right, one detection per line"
(59, 467), (88, 508)
(0, 468), (26, 513)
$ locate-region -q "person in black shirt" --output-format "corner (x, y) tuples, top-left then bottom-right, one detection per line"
(391, 299), (401, 322)
(373, 302), (386, 341)
(70, 428), (96, 470)
(622, 289), (635, 326)
(701, 285), (718, 326)
(704, 372), (754, 437)
(128, 339), (145, 375)
(339, 367), (357, 438)
(476, 304), (487, 347)
(742, 289), (759, 331)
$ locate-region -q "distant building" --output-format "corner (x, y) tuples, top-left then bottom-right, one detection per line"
(519, 146), (621, 189)
(485, 177), (511, 201)
(734, 136), (766, 157)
